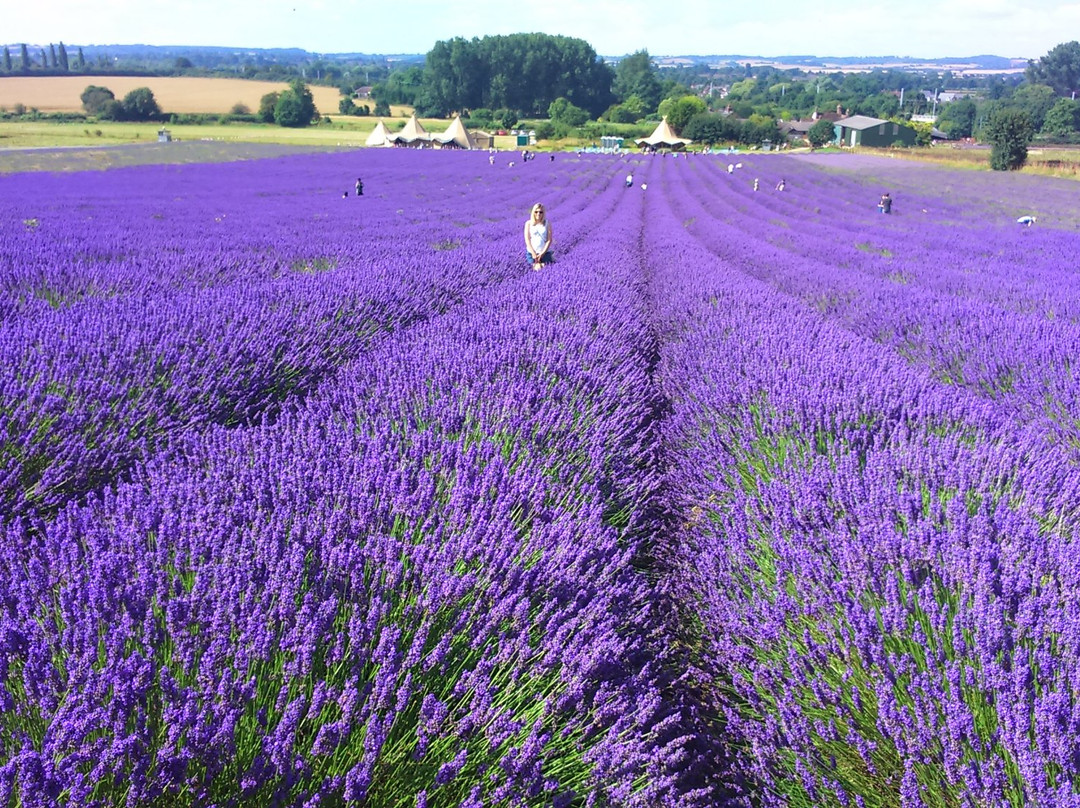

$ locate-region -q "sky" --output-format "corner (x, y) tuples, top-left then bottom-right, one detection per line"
(6, 0), (1080, 59)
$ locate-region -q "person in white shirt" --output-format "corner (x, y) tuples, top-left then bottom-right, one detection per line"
(524, 203), (554, 270)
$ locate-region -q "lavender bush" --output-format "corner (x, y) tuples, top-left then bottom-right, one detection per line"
(2, 147), (1080, 806)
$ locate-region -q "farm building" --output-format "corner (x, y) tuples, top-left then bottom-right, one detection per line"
(389, 114), (433, 147)
(365, 120), (393, 148)
(471, 130), (494, 149)
(433, 115), (476, 149)
(779, 119), (814, 145)
(635, 117), (692, 151)
(833, 115), (917, 148)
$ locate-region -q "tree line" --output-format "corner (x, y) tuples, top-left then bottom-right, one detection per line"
(413, 34), (615, 119)
(3, 42), (84, 73)
(73, 78), (322, 128)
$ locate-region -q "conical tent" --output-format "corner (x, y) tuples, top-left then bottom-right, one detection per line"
(388, 114), (432, 146)
(634, 116), (692, 149)
(365, 119), (393, 147)
(434, 115), (476, 149)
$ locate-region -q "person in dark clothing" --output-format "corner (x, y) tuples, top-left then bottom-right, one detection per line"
(355, 178), (364, 196)
(878, 193), (892, 214)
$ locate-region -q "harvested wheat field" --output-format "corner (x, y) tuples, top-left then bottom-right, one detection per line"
(0, 76), (344, 115)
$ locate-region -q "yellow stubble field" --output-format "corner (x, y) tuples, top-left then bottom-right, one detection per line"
(0, 76), (347, 115)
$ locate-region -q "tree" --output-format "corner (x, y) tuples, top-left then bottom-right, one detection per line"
(682, 112), (730, 145)
(936, 98), (977, 139)
(985, 108), (1034, 170)
(1026, 41), (1080, 97)
(466, 108), (494, 127)
(120, 87), (161, 120)
(273, 92), (307, 127)
(57, 42), (68, 71)
(258, 92), (280, 123)
(373, 99), (391, 117)
(75, 48), (85, 70)
(1042, 97), (1080, 135)
(372, 65), (424, 106)
(20, 44), (30, 73)
(909, 120), (934, 147)
(859, 92), (900, 119)
(662, 95), (707, 134)
(49, 44), (58, 69)
(495, 108), (517, 129)
(273, 80), (317, 127)
(80, 85), (116, 116)
(2, 47), (11, 72)
(601, 102), (640, 124)
(808, 118), (836, 148)
(418, 33), (613, 118)
(1009, 83), (1057, 131)
(613, 51), (663, 113)
(548, 97), (590, 126)
(743, 113), (779, 146)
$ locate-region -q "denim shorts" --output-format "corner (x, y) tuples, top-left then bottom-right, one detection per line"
(527, 252), (554, 265)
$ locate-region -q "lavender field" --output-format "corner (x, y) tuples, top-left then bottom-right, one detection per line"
(2, 147), (1080, 807)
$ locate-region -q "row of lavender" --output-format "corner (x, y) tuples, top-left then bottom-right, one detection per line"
(645, 154), (1080, 804)
(0, 151), (622, 524)
(0, 152), (725, 806)
(666, 155), (1080, 451)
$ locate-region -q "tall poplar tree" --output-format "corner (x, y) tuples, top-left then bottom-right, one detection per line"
(3, 47), (12, 72)
(58, 42), (68, 71)
(19, 44), (30, 72)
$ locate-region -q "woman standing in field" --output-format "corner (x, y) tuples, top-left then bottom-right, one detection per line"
(524, 203), (554, 270)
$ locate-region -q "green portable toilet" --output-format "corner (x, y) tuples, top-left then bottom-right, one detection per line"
(516, 133), (529, 146)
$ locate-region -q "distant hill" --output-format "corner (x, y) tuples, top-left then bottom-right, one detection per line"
(652, 53), (1027, 71)
(5, 43), (1021, 68)
(4, 43), (425, 64)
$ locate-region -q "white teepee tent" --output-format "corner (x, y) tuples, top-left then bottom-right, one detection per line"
(434, 115), (476, 149)
(365, 119), (393, 147)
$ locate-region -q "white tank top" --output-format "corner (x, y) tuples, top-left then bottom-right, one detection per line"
(529, 221), (549, 252)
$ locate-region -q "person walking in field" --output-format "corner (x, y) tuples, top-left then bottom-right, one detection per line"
(625, 172), (634, 188)
(524, 203), (554, 270)
(1017, 215), (1036, 226)
(878, 192), (892, 214)
(776, 178), (786, 191)
(355, 178), (363, 196)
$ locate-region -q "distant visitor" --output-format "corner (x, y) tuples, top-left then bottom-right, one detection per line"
(1017, 215), (1037, 227)
(878, 193), (892, 214)
(524, 203), (554, 270)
